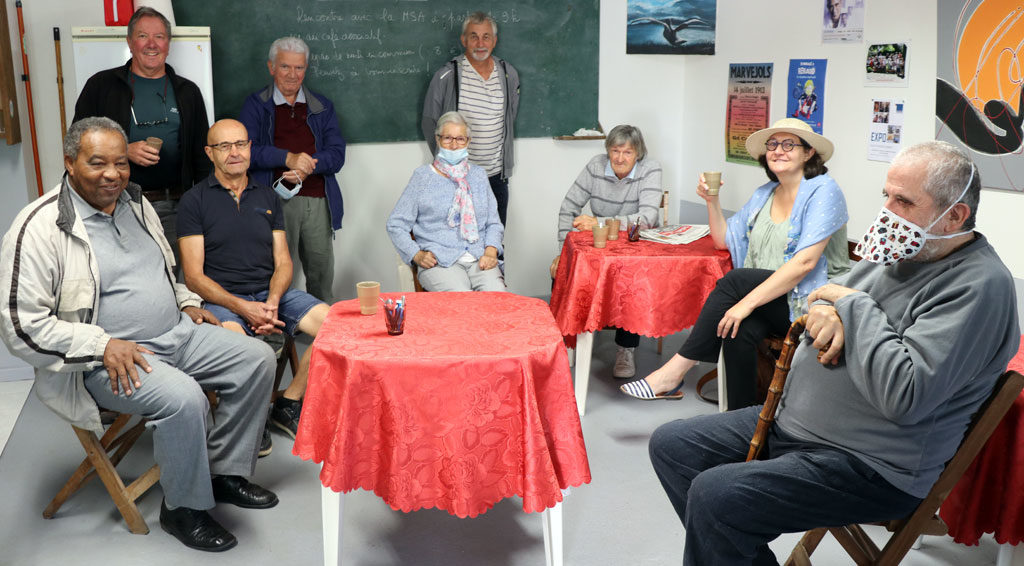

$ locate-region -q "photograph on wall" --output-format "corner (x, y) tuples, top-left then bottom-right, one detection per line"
(822, 0), (864, 43)
(868, 98), (905, 162)
(865, 43), (908, 86)
(626, 0), (716, 54)
(788, 59), (827, 134)
(725, 63), (773, 165)
(936, 0), (1024, 192)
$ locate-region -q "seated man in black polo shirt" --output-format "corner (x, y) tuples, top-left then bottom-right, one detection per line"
(178, 119), (328, 454)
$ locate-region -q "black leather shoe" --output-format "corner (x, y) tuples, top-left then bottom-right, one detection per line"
(211, 475), (279, 509)
(258, 424), (272, 458)
(159, 499), (237, 552)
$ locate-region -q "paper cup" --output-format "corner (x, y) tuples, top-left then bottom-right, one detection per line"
(592, 224), (609, 248)
(704, 171), (722, 196)
(145, 136), (163, 151)
(356, 281), (380, 315)
(607, 219), (621, 240)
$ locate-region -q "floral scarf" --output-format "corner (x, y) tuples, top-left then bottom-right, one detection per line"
(433, 157), (479, 243)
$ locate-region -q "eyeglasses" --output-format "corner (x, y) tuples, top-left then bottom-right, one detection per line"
(436, 135), (469, 146)
(765, 139), (806, 152)
(207, 140), (252, 152)
(130, 101), (168, 128)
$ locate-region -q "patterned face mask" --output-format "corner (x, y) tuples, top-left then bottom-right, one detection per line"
(855, 165), (974, 266)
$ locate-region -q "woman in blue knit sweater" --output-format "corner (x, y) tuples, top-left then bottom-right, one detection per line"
(387, 111), (506, 292)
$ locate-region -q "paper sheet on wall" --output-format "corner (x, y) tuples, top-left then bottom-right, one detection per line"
(787, 59), (827, 134)
(725, 63), (773, 165)
(867, 99), (905, 162)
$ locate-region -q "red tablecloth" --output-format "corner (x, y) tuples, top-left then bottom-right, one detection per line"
(550, 231), (732, 343)
(941, 336), (1024, 545)
(292, 292), (591, 519)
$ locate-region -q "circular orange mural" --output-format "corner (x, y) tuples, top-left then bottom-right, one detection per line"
(957, 2), (1024, 115)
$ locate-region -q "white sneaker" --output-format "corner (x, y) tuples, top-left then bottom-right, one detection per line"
(613, 347), (636, 378)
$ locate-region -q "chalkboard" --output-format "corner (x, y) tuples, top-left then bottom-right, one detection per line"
(172, 0), (600, 144)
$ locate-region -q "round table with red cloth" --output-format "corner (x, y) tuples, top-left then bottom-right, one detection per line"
(292, 291), (592, 519)
(940, 336), (1024, 545)
(550, 230), (733, 344)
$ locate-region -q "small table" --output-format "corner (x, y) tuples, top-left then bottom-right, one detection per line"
(550, 231), (732, 414)
(941, 337), (1024, 560)
(293, 292), (592, 566)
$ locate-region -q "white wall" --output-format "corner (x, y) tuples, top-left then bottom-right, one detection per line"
(680, 0), (1022, 278)
(5, 0), (1021, 302)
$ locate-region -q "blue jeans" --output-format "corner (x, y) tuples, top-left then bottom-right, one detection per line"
(649, 406), (922, 565)
(204, 288), (322, 336)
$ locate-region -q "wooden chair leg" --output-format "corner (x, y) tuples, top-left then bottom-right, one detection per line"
(785, 528), (827, 566)
(656, 337), (663, 355)
(831, 525), (880, 566)
(43, 415), (160, 535)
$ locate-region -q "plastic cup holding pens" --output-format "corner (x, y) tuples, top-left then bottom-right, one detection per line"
(382, 296), (406, 336)
(627, 218), (647, 242)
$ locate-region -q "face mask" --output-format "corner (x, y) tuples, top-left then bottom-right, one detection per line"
(437, 147), (468, 165)
(855, 165), (974, 266)
(272, 175), (302, 200)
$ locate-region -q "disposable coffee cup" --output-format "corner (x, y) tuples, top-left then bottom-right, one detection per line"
(704, 171), (722, 196)
(145, 136), (163, 151)
(607, 219), (621, 240)
(592, 224), (609, 248)
(356, 281), (381, 315)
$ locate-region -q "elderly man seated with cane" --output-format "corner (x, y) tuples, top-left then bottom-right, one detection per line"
(647, 141), (1020, 565)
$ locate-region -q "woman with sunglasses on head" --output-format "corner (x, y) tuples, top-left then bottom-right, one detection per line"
(621, 118), (849, 407)
(387, 111), (505, 292)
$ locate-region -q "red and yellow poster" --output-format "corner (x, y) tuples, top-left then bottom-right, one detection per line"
(726, 63), (772, 165)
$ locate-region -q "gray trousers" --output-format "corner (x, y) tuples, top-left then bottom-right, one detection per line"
(417, 256), (507, 292)
(84, 315), (276, 510)
(283, 195), (335, 302)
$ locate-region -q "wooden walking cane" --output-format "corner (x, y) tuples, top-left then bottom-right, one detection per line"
(53, 27), (66, 139)
(746, 315), (809, 462)
(15, 1), (43, 196)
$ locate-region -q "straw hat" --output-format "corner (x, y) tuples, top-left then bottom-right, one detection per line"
(744, 118), (834, 162)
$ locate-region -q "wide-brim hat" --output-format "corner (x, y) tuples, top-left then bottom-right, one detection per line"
(744, 118), (834, 162)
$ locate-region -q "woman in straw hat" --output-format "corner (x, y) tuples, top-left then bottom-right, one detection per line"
(621, 118), (849, 407)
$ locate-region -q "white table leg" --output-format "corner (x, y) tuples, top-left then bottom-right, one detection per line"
(716, 346), (728, 413)
(542, 502), (563, 566)
(997, 542), (1024, 566)
(574, 332), (594, 416)
(567, 346), (575, 368)
(321, 485), (344, 566)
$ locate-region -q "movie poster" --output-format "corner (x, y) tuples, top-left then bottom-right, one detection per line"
(868, 98), (905, 162)
(725, 63), (773, 165)
(787, 59), (827, 134)
(822, 0), (864, 43)
(936, 0), (1024, 192)
(626, 0), (716, 55)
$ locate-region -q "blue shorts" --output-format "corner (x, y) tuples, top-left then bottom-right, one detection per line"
(204, 288), (322, 336)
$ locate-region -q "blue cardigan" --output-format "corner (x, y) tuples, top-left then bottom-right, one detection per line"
(386, 164), (504, 267)
(725, 173), (848, 318)
(239, 85), (347, 230)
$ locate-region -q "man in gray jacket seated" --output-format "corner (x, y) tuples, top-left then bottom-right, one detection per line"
(0, 118), (278, 553)
(648, 140), (1020, 565)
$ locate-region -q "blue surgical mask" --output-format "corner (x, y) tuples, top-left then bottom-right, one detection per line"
(437, 147), (468, 165)
(273, 175), (301, 200)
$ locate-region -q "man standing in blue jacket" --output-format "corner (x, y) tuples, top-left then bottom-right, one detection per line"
(240, 37), (346, 302)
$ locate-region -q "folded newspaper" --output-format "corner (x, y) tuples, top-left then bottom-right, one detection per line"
(639, 224), (711, 245)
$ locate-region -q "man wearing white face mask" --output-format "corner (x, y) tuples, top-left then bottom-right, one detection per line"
(647, 141), (1020, 565)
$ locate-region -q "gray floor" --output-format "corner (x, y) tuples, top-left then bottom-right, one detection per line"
(0, 330), (1003, 565)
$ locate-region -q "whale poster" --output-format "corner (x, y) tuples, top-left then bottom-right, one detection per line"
(626, 0), (716, 55)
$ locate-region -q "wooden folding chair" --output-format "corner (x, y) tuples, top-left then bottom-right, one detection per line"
(43, 412), (161, 534)
(743, 316), (1024, 564)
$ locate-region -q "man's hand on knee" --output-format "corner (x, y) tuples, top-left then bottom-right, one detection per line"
(103, 338), (154, 396)
(182, 305), (221, 326)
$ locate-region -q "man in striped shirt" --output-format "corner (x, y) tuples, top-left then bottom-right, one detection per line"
(422, 11), (520, 226)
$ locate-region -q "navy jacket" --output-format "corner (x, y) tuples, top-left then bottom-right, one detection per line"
(240, 85), (347, 230)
